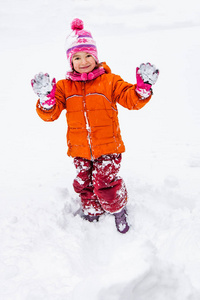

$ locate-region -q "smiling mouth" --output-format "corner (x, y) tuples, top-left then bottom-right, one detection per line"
(80, 65), (90, 69)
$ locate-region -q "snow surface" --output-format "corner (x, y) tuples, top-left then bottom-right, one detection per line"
(1, 0), (200, 299)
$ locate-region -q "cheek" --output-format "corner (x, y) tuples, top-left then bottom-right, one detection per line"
(72, 61), (79, 69)
(90, 58), (96, 67)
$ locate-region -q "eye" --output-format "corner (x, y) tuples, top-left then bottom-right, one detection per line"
(86, 54), (92, 58)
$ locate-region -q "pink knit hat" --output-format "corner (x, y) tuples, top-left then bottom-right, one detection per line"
(65, 18), (99, 69)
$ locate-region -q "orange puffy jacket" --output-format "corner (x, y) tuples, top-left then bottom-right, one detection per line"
(36, 63), (151, 160)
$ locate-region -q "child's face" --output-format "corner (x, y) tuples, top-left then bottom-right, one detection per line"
(72, 52), (96, 73)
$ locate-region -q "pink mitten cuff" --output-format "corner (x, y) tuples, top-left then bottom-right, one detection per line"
(135, 67), (152, 99)
(39, 96), (56, 109)
(135, 87), (152, 99)
(40, 78), (56, 109)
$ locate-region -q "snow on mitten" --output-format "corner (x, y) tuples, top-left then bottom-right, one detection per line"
(31, 73), (56, 109)
(135, 63), (159, 99)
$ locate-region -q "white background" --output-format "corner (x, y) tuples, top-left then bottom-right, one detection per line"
(0, 0), (200, 299)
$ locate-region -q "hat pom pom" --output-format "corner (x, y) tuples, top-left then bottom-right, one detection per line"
(71, 18), (84, 31)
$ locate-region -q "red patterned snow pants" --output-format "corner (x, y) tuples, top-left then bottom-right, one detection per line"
(73, 154), (127, 216)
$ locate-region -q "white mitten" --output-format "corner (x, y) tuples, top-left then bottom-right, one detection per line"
(31, 73), (56, 109)
(138, 63), (159, 85)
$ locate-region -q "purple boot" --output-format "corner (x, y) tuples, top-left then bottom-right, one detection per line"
(83, 214), (100, 222)
(114, 208), (129, 234)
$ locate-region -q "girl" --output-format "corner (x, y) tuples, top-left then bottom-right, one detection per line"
(31, 18), (159, 234)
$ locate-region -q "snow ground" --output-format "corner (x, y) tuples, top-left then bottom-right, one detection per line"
(0, 0), (200, 299)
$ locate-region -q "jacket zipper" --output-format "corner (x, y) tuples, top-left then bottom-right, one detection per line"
(82, 82), (93, 161)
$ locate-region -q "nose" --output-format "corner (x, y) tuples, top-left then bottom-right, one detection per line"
(81, 56), (90, 65)
(82, 59), (88, 65)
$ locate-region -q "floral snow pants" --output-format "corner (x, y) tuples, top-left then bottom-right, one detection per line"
(73, 154), (127, 216)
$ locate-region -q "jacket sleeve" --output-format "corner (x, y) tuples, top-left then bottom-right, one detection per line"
(36, 80), (66, 122)
(112, 74), (151, 110)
